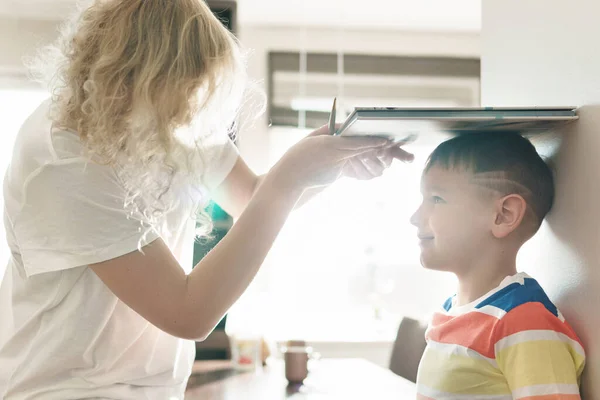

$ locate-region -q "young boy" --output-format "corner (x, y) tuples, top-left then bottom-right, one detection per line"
(410, 132), (585, 399)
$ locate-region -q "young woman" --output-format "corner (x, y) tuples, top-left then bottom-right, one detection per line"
(0, 1), (413, 398)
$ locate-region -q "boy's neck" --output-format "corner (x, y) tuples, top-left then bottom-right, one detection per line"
(454, 251), (518, 307)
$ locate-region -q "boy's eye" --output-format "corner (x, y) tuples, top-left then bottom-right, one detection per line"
(432, 196), (445, 204)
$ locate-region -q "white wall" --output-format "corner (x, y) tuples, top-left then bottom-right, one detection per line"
(482, 1), (600, 397)
(0, 17), (58, 75)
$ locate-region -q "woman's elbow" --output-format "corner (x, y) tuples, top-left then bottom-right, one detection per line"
(161, 317), (214, 342)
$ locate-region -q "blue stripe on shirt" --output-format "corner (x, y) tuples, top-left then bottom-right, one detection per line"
(475, 277), (558, 317)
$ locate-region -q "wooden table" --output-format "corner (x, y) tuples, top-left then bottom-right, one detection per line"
(186, 358), (416, 399)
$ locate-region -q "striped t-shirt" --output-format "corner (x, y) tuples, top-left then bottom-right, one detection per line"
(417, 272), (585, 400)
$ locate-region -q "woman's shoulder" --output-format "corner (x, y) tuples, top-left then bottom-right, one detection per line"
(11, 99), (89, 171)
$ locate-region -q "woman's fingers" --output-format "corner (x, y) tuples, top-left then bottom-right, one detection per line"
(387, 145), (415, 163)
(376, 148), (394, 168)
(343, 154), (385, 180)
(360, 154), (386, 176)
(307, 123), (343, 137)
(333, 137), (391, 152)
(347, 158), (374, 180)
(341, 144), (414, 181)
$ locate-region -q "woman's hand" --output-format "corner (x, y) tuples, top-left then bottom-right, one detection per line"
(342, 144), (414, 180)
(269, 124), (414, 192)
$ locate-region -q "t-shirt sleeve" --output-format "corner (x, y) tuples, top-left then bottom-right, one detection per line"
(201, 136), (239, 190)
(494, 302), (586, 399)
(12, 161), (160, 276)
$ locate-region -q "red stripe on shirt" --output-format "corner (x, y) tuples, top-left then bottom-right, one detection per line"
(427, 310), (498, 359)
(494, 302), (583, 345)
(431, 312), (454, 326)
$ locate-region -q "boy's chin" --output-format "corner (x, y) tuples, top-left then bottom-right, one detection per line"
(420, 255), (452, 272)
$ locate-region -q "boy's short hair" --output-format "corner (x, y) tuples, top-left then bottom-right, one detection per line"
(425, 132), (554, 230)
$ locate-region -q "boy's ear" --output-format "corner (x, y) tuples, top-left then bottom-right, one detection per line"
(492, 194), (527, 239)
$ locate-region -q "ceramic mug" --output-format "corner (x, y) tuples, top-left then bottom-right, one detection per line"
(280, 340), (321, 384)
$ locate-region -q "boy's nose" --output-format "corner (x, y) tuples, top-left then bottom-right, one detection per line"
(410, 206), (421, 228)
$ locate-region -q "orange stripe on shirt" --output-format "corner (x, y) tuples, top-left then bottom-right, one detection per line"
(494, 302), (583, 345)
(427, 310), (498, 358)
(517, 395), (580, 400)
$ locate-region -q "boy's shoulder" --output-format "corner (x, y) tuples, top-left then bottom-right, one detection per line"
(474, 274), (561, 320)
(441, 273), (562, 321)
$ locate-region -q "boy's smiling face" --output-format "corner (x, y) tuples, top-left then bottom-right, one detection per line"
(410, 165), (497, 274)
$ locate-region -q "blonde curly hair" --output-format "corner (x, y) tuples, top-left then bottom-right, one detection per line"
(30, 0), (250, 236)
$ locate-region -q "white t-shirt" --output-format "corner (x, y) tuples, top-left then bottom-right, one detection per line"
(0, 100), (239, 399)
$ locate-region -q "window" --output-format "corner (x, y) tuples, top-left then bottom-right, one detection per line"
(268, 52), (480, 129)
(226, 53), (478, 343)
(239, 130), (458, 343)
